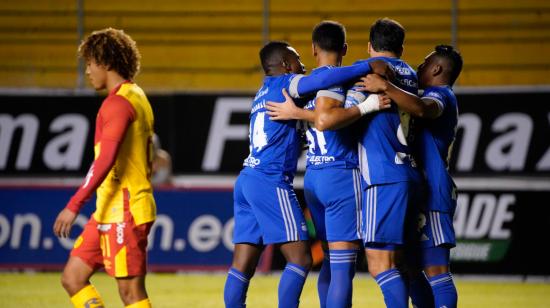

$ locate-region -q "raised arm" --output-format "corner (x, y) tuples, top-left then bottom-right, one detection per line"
(288, 60), (393, 98)
(359, 74), (442, 119)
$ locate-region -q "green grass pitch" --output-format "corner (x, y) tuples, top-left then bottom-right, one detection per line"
(1, 272), (549, 307)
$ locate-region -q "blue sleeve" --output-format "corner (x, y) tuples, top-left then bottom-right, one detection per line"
(288, 61), (373, 98)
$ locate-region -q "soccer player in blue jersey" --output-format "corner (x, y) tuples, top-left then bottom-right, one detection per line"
(361, 44), (463, 308)
(266, 21), (390, 308)
(224, 41), (391, 308)
(264, 18), (429, 308)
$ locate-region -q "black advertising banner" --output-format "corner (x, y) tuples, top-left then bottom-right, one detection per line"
(450, 190), (550, 275)
(1, 90), (549, 275)
(1, 90), (549, 176)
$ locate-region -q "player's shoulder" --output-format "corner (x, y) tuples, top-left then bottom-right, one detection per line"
(422, 86), (456, 109)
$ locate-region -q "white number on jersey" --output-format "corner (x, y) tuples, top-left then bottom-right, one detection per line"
(251, 111), (268, 151)
(305, 122), (328, 154)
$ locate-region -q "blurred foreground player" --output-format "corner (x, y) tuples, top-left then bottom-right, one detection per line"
(53, 28), (156, 308)
(361, 44), (463, 308)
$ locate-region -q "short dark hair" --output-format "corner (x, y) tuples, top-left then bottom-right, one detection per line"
(312, 20), (346, 53)
(259, 41), (291, 74)
(78, 28), (141, 80)
(434, 44), (463, 86)
(369, 18), (405, 56)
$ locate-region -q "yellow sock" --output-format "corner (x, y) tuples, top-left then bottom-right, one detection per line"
(70, 284), (105, 308)
(125, 298), (152, 308)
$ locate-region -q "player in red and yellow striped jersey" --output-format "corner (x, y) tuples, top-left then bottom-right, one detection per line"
(53, 28), (155, 308)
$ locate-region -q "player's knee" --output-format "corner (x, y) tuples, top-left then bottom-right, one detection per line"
(60, 272), (86, 294)
(288, 252), (312, 270)
(367, 260), (392, 278)
(118, 285), (146, 305)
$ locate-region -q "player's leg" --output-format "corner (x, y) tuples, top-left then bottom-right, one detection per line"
(321, 168), (363, 308)
(103, 215), (154, 307)
(402, 186), (434, 308)
(225, 173), (264, 308)
(225, 243), (264, 308)
(116, 276), (150, 307)
(61, 218), (105, 307)
(363, 183), (409, 308)
(273, 184), (311, 308)
(422, 210), (458, 308)
(278, 240), (312, 308)
(304, 170), (330, 308)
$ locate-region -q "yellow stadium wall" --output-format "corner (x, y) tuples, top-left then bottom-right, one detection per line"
(0, 0), (549, 91)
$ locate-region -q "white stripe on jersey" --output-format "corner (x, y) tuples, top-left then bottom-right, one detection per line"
(435, 212), (445, 244)
(352, 169), (362, 239)
(359, 143), (371, 186)
(283, 189), (299, 241)
(276, 188), (291, 241)
(316, 90), (345, 102)
(372, 186), (377, 242)
(288, 74), (305, 98)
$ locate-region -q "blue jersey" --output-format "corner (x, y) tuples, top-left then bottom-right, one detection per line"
(243, 74), (306, 183)
(347, 57), (422, 186)
(304, 66), (358, 169)
(417, 86), (458, 212)
(241, 60), (378, 183)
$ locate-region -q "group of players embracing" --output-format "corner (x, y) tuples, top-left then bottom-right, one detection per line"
(225, 17), (463, 308)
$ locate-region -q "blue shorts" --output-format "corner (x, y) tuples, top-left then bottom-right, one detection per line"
(304, 168), (362, 242)
(363, 181), (421, 248)
(419, 210), (456, 248)
(233, 170), (309, 245)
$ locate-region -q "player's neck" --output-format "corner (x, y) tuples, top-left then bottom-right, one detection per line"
(369, 50), (398, 59)
(316, 51), (341, 67)
(105, 72), (127, 93)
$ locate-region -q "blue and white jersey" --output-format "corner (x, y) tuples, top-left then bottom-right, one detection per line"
(346, 57), (422, 186)
(417, 86), (458, 212)
(242, 74), (307, 183)
(304, 66), (359, 169)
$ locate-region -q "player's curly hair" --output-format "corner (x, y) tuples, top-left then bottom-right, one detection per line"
(78, 28), (141, 80)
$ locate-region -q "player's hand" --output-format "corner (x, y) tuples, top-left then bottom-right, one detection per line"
(266, 88), (300, 120)
(378, 93), (392, 110)
(368, 60), (395, 80)
(53, 208), (78, 238)
(358, 74), (389, 93)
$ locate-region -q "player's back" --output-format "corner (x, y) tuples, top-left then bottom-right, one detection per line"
(304, 66), (358, 170)
(348, 57), (421, 186)
(417, 85), (458, 212)
(243, 74), (305, 183)
(95, 82), (156, 225)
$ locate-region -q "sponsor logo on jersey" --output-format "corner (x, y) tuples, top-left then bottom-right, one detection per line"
(243, 155), (261, 168)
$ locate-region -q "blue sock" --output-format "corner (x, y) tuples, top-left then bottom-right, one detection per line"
(224, 268), (250, 308)
(374, 268), (408, 308)
(326, 249), (357, 308)
(317, 252), (331, 308)
(429, 272), (457, 308)
(278, 263), (309, 308)
(409, 273), (435, 308)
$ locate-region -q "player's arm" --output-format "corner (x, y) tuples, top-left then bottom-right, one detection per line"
(289, 60), (392, 98)
(265, 89), (316, 122)
(53, 96), (136, 238)
(358, 74), (443, 119)
(266, 88), (391, 129)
